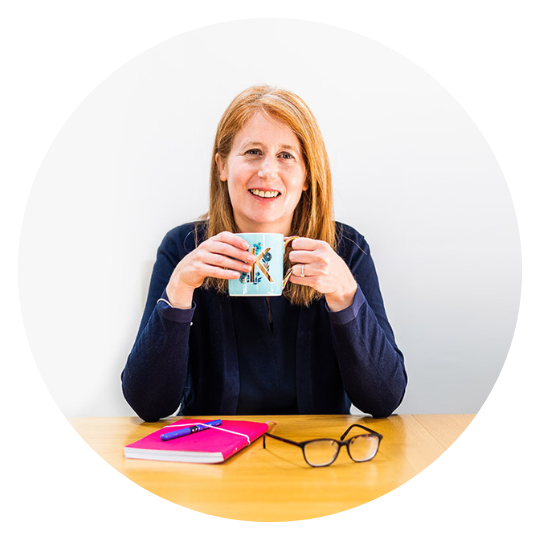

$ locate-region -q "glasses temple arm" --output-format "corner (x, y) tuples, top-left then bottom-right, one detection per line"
(340, 423), (384, 441)
(263, 432), (304, 448)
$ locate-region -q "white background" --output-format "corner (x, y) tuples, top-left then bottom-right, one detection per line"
(18, 19), (521, 419)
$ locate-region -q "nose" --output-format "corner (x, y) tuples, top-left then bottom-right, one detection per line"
(258, 155), (278, 181)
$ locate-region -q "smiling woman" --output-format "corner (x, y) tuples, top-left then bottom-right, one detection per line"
(121, 85), (407, 421)
(205, 85), (337, 307)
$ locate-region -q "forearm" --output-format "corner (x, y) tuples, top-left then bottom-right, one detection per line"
(329, 289), (407, 417)
(122, 302), (194, 422)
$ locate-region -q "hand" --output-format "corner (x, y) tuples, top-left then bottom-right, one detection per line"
(288, 237), (358, 312)
(166, 232), (256, 308)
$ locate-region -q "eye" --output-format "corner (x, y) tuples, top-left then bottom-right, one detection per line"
(280, 152), (294, 159)
(245, 149), (262, 156)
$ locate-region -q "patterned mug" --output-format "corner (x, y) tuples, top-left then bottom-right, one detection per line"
(228, 233), (297, 296)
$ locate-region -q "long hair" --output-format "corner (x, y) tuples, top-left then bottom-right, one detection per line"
(199, 85), (336, 307)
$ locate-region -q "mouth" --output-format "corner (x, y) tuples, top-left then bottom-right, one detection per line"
(248, 188), (281, 199)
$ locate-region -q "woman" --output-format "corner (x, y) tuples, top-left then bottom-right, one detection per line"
(122, 85), (407, 422)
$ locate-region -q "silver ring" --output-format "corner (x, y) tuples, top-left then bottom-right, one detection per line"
(300, 264), (305, 278)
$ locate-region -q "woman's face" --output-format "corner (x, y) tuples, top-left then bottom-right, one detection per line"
(216, 112), (308, 235)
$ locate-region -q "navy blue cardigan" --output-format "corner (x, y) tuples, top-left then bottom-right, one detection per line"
(121, 222), (407, 422)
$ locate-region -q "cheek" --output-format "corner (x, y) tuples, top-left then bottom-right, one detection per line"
(291, 176), (308, 197)
(231, 163), (256, 183)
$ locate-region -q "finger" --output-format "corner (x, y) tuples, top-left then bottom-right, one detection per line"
(287, 263), (306, 280)
(200, 263), (242, 280)
(284, 236), (299, 250)
(290, 265), (327, 285)
(205, 239), (257, 264)
(212, 231), (251, 250)
(291, 237), (322, 251)
(288, 249), (320, 264)
(204, 252), (253, 273)
(288, 274), (319, 288)
(292, 262), (329, 278)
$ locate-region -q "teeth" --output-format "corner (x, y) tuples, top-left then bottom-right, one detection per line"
(250, 189), (280, 198)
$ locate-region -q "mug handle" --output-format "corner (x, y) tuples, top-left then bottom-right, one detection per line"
(282, 236), (299, 289)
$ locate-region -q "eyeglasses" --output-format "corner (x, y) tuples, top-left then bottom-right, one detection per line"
(263, 424), (383, 467)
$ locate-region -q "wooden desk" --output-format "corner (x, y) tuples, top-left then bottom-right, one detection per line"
(69, 414), (474, 521)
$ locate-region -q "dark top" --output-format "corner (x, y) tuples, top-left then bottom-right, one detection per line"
(231, 296), (300, 415)
(121, 221), (407, 422)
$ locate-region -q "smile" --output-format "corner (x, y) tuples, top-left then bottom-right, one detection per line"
(249, 189), (281, 199)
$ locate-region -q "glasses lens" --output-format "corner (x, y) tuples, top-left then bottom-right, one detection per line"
(303, 439), (339, 466)
(348, 435), (379, 462)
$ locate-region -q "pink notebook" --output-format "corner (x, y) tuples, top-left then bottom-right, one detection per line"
(124, 419), (270, 463)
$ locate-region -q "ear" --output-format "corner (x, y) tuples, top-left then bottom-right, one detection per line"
(215, 153), (227, 181)
(302, 175), (310, 191)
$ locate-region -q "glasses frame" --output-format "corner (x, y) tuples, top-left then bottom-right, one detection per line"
(263, 424), (383, 467)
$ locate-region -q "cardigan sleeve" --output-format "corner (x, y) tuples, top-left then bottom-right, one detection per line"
(327, 225), (407, 417)
(121, 225), (196, 422)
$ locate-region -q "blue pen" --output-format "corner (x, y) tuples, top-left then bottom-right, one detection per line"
(160, 419), (222, 441)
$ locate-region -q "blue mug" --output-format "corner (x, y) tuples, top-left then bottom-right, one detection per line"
(228, 233), (296, 296)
